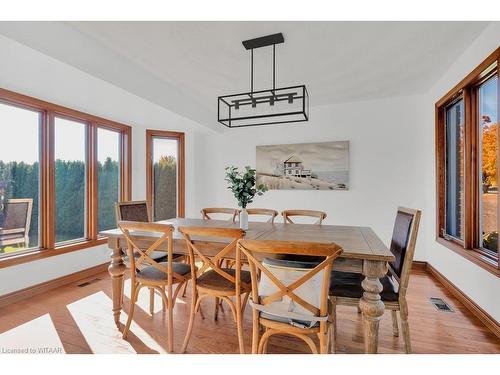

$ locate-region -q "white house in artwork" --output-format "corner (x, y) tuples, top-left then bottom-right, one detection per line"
(283, 155), (312, 177)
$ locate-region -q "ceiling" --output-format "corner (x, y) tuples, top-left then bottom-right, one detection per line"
(0, 21), (490, 132)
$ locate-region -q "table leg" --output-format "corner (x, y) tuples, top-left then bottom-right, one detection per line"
(108, 241), (126, 328)
(359, 259), (388, 354)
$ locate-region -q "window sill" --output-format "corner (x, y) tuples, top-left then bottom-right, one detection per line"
(436, 237), (499, 277)
(0, 238), (108, 269)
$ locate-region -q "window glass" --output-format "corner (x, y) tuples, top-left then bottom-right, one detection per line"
(54, 117), (86, 243)
(479, 76), (498, 254)
(152, 138), (178, 221)
(0, 103), (40, 255)
(445, 99), (465, 240)
(97, 128), (120, 232)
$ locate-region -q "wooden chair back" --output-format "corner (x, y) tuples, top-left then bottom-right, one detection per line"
(1, 199), (33, 243)
(118, 221), (183, 283)
(179, 226), (246, 288)
(281, 210), (327, 225)
(115, 201), (151, 224)
(236, 239), (342, 321)
(246, 208), (279, 223)
(387, 207), (421, 298)
(201, 207), (239, 222)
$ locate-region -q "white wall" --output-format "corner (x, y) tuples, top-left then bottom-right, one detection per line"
(421, 23), (500, 321)
(197, 95), (428, 260)
(0, 34), (210, 295)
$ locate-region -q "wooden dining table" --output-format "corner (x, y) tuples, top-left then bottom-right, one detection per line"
(103, 218), (395, 354)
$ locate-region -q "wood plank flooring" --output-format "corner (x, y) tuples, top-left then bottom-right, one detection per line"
(0, 269), (498, 354)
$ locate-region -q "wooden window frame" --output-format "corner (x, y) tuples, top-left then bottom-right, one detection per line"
(146, 130), (185, 220)
(0, 88), (132, 268)
(435, 47), (500, 276)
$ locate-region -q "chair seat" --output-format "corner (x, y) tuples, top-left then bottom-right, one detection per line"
(197, 268), (251, 292)
(329, 271), (399, 302)
(136, 262), (191, 281)
(260, 313), (321, 329)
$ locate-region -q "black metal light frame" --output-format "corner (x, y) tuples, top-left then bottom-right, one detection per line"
(218, 33), (309, 128)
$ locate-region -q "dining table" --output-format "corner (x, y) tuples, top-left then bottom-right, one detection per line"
(102, 218), (395, 354)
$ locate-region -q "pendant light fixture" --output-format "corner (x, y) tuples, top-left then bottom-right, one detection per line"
(218, 33), (309, 128)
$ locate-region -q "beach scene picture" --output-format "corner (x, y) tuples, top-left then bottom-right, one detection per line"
(256, 141), (349, 190)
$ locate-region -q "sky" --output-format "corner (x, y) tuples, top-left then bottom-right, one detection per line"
(152, 138), (178, 162)
(0, 103), (120, 163)
(480, 76), (498, 123)
(256, 140), (349, 175)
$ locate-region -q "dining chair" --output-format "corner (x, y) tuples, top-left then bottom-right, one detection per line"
(201, 207), (239, 222)
(118, 221), (191, 353)
(281, 209), (327, 225)
(0, 199), (33, 248)
(115, 200), (183, 314)
(179, 226), (250, 354)
(246, 208), (279, 223)
(115, 200), (152, 223)
(329, 207), (421, 353)
(237, 239), (343, 354)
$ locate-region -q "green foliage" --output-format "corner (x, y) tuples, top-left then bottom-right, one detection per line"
(0, 158), (120, 247)
(482, 231), (498, 253)
(0, 156), (178, 249)
(153, 156), (177, 221)
(224, 166), (267, 209)
(98, 157), (119, 232)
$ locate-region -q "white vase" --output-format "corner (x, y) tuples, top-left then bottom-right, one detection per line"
(239, 208), (249, 230)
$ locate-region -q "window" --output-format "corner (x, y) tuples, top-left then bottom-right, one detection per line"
(444, 99), (464, 240)
(0, 102), (41, 255)
(54, 117), (87, 243)
(97, 127), (121, 232)
(0, 88), (131, 265)
(436, 48), (499, 274)
(479, 76), (498, 256)
(146, 130), (185, 221)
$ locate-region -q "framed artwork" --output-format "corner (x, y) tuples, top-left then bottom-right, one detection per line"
(256, 141), (349, 190)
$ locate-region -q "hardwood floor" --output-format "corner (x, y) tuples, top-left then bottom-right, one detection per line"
(0, 269), (498, 354)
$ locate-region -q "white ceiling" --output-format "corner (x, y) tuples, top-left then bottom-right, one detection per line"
(0, 21), (490, 131)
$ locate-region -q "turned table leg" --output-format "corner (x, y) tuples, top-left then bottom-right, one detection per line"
(108, 239), (126, 328)
(359, 259), (388, 354)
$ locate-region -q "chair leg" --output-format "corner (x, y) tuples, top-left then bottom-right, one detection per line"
(391, 310), (399, 337)
(149, 288), (155, 315)
(258, 329), (273, 354)
(214, 297), (220, 320)
(162, 286), (167, 311)
(181, 280), (188, 298)
(235, 294), (245, 354)
(123, 283), (139, 339)
(400, 301), (412, 353)
(167, 284), (174, 353)
(180, 283), (200, 353)
(262, 328), (269, 353)
(251, 310), (260, 354)
(318, 322), (328, 354)
(330, 297), (337, 353)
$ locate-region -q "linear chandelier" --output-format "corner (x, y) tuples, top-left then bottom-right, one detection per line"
(218, 33), (309, 128)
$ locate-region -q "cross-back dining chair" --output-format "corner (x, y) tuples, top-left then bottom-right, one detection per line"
(201, 207), (239, 222)
(116, 200), (183, 314)
(329, 207), (421, 353)
(115, 200), (151, 223)
(246, 208), (279, 223)
(118, 221), (192, 353)
(237, 239), (343, 354)
(281, 210), (327, 225)
(0, 198), (33, 248)
(179, 226), (250, 354)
